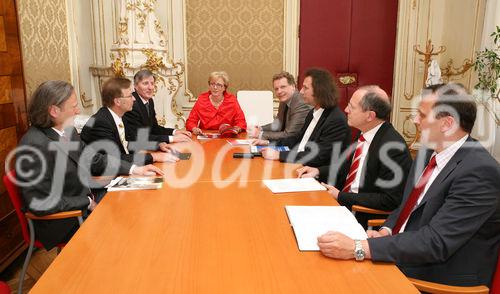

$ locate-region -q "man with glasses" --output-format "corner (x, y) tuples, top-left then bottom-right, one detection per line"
(82, 77), (179, 164)
(123, 69), (192, 146)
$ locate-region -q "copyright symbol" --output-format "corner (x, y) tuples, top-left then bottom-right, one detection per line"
(5, 145), (47, 188)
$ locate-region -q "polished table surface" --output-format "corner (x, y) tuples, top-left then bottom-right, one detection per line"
(31, 138), (418, 293)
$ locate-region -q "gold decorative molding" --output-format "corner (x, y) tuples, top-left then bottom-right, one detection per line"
(440, 58), (474, 81)
(126, 0), (155, 32)
(117, 17), (129, 45)
(110, 50), (130, 77)
(154, 20), (167, 48)
(79, 92), (94, 108)
(404, 92), (415, 101)
(141, 48), (166, 88)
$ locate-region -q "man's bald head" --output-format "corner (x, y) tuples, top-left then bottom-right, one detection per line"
(356, 85), (391, 120)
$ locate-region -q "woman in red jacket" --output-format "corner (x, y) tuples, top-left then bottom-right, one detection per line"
(186, 71), (247, 135)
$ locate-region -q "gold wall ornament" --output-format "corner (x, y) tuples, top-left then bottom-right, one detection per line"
(339, 75), (356, 86)
(79, 92), (93, 108)
(110, 52), (130, 78)
(414, 40), (446, 88)
(117, 17), (129, 45)
(126, 0), (156, 32)
(157, 116), (166, 127)
(404, 92), (415, 101)
(142, 48), (166, 88)
(440, 58), (473, 81)
(154, 19), (167, 48)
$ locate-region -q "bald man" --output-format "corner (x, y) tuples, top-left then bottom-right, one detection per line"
(297, 86), (412, 228)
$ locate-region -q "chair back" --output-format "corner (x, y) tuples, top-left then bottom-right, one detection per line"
(236, 90), (274, 127)
(3, 170), (30, 244)
(492, 250), (500, 294)
(0, 281), (11, 294)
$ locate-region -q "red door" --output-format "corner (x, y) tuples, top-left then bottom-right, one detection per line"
(299, 0), (399, 113)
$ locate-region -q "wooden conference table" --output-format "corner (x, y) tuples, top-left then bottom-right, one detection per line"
(31, 137), (418, 293)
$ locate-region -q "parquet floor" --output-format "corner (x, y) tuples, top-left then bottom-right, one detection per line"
(0, 248), (57, 293)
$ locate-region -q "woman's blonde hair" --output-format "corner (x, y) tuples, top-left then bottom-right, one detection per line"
(208, 71), (229, 88)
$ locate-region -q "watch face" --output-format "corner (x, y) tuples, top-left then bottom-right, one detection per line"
(354, 240), (365, 261)
(355, 250), (364, 261)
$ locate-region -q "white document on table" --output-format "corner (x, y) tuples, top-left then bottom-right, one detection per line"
(285, 205), (368, 251)
(263, 178), (326, 193)
(227, 139), (253, 146)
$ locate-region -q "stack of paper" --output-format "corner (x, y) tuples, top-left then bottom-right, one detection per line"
(285, 206), (367, 251)
(263, 178), (326, 193)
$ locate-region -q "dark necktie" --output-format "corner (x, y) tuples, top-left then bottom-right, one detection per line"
(281, 104), (289, 131)
(342, 135), (365, 192)
(144, 101), (150, 117)
(392, 155), (437, 234)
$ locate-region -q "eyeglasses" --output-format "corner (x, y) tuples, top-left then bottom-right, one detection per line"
(209, 83), (225, 89)
(119, 95), (134, 99)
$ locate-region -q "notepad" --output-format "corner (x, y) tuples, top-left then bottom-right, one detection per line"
(285, 206), (368, 251)
(263, 178), (326, 193)
(105, 177), (164, 191)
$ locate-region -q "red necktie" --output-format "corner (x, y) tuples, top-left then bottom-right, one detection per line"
(342, 135), (366, 192)
(393, 155), (437, 234)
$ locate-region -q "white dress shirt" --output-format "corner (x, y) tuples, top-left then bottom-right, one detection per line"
(297, 108), (324, 152)
(349, 122), (384, 193)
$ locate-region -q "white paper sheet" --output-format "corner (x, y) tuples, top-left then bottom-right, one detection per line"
(263, 178), (326, 193)
(285, 206), (368, 251)
(227, 139), (253, 146)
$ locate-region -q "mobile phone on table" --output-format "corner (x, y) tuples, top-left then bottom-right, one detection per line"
(178, 153), (191, 160)
(233, 153), (254, 159)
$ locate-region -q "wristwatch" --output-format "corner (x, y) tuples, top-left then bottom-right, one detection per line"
(354, 240), (365, 261)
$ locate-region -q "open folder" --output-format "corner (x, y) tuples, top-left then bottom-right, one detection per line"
(285, 206), (367, 251)
(105, 177), (164, 191)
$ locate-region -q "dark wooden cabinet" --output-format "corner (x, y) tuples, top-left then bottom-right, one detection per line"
(0, 0), (29, 273)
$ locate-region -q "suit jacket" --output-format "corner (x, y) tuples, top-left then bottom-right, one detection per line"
(261, 91), (312, 140)
(123, 92), (175, 146)
(16, 126), (132, 249)
(368, 137), (500, 287)
(318, 122), (413, 227)
(275, 106), (351, 167)
(81, 107), (153, 165)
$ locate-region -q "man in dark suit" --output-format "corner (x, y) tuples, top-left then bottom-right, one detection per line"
(249, 71), (311, 140)
(316, 84), (500, 287)
(16, 81), (163, 249)
(252, 68), (351, 167)
(123, 69), (191, 147)
(297, 86), (413, 227)
(81, 77), (178, 164)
